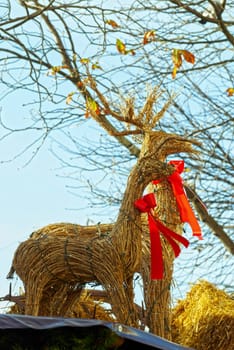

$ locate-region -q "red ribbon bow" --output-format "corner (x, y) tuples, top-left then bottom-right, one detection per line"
(134, 193), (189, 280)
(153, 160), (203, 240)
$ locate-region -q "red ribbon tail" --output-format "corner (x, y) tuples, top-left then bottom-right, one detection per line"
(148, 215), (164, 279)
(176, 193), (203, 239)
(155, 219), (189, 257)
(134, 190), (192, 280)
(168, 169), (203, 240)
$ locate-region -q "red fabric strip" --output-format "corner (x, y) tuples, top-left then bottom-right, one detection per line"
(168, 160), (203, 239)
(152, 160), (203, 240)
(134, 193), (189, 279)
(148, 214), (163, 279)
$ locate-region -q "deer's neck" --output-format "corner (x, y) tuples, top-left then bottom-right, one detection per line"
(110, 153), (173, 274)
(109, 162), (148, 273)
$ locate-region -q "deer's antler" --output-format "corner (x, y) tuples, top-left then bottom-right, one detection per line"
(84, 72), (173, 137)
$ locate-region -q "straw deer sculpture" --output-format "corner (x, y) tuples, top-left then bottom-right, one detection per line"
(7, 90), (198, 334)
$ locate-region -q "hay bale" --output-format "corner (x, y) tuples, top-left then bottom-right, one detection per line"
(171, 280), (234, 350)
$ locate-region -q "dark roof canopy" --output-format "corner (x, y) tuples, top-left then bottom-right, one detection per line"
(0, 314), (194, 350)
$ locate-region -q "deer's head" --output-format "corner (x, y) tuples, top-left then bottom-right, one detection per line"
(140, 130), (199, 161)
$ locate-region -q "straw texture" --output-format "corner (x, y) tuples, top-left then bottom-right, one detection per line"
(9, 289), (114, 322)
(8, 118), (198, 338)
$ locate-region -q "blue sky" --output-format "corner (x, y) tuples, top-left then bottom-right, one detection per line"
(1, 0), (233, 314)
(0, 136), (92, 310)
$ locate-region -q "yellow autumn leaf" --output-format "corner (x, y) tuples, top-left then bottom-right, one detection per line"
(51, 66), (61, 75)
(226, 88), (234, 96)
(47, 65), (69, 75)
(116, 39), (126, 54)
(49, 65), (69, 75)
(143, 30), (156, 45)
(86, 97), (100, 118)
(66, 92), (75, 105)
(172, 66), (178, 79)
(80, 58), (90, 65)
(116, 39), (135, 55)
(171, 49), (195, 79)
(91, 62), (102, 70)
(172, 49), (183, 69)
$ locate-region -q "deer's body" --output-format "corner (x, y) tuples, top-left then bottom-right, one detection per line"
(8, 88), (198, 335)
(8, 132), (194, 329)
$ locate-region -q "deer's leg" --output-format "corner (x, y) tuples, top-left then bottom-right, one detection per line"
(24, 278), (44, 316)
(141, 238), (174, 339)
(89, 240), (139, 327)
(56, 284), (84, 317)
